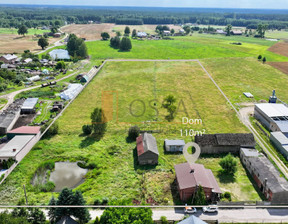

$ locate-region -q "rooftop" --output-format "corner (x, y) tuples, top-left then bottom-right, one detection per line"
(178, 215), (207, 224)
(0, 135), (34, 158)
(165, 139), (185, 146)
(21, 98), (38, 110)
(247, 156), (288, 193)
(49, 49), (70, 60)
(255, 103), (288, 118)
(174, 163), (221, 193)
(1, 54), (18, 61)
(8, 126), (41, 135)
(195, 133), (255, 146)
(240, 148), (260, 157)
(136, 133), (159, 156)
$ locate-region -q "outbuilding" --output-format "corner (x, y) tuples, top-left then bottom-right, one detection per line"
(240, 148), (288, 204)
(164, 139), (185, 152)
(254, 103), (288, 134)
(0, 54), (18, 64)
(136, 133), (159, 165)
(195, 133), (255, 154)
(7, 126), (41, 140)
(21, 98), (38, 114)
(270, 132), (288, 160)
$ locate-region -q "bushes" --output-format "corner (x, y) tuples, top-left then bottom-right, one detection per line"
(77, 161), (97, 169)
(223, 192), (232, 201)
(82, 124), (92, 135)
(46, 121), (59, 136)
(128, 126), (140, 140)
(219, 153), (238, 175)
(160, 216), (168, 224)
(2, 158), (15, 169)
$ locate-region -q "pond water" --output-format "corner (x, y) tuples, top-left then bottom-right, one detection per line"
(49, 162), (88, 192)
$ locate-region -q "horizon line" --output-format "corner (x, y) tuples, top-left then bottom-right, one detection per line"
(0, 3), (288, 11)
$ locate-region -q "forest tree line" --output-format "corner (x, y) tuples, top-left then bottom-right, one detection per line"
(0, 5), (288, 29)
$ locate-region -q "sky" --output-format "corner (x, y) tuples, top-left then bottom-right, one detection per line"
(1, 0), (288, 9)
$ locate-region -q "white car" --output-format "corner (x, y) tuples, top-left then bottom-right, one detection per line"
(202, 206), (218, 213)
(184, 205), (197, 214)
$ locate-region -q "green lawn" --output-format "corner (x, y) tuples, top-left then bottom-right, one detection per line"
(0, 61), (257, 205)
(0, 28), (46, 35)
(265, 30), (288, 40)
(87, 35), (288, 62)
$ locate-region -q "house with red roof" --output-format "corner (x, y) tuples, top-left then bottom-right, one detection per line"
(174, 163), (222, 202)
(136, 133), (159, 165)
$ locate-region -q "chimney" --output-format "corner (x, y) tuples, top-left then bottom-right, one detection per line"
(13, 148), (16, 152)
(190, 169), (194, 174)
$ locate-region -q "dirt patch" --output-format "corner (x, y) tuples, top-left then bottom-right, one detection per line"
(268, 40), (288, 57)
(0, 34), (60, 54)
(61, 23), (181, 41)
(268, 62), (288, 75)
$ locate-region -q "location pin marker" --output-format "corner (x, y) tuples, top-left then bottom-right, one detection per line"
(183, 142), (201, 165)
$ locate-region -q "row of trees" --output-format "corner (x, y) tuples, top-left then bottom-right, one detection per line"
(1, 6), (288, 29)
(110, 36), (132, 51)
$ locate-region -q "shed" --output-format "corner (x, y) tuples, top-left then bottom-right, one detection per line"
(0, 54), (18, 64)
(27, 75), (41, 82)
(56, 216), (79, 224)
(243, 92), (254, 98)
(21, 98), (38, 114)
(231, 30), (243, 35)
(23, 58), (33, 64)
(136, 133), (159, 165)
(7, 126), (41, 140)
(165, 139), (185, 152)
(80, 75), (89, 83)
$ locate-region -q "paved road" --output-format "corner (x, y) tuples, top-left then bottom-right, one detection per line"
(2, 208), (288, 222)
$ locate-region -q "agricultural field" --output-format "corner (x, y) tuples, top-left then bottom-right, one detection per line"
(0, 60), (264, 205)
(0, 33), (60, 54)
(265, 30), (288, 40)
(61, 24), (181, 40)
(87, 35), (288, 62)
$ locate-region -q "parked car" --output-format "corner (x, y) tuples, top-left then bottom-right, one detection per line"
(184, 205), (197, 214)
(202, 207), (218, 213)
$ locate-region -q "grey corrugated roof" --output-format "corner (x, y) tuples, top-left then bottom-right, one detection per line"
(271, 132), (288, 145)
(195, 133), (255, 146)
(240, 148), (260, 157)
(0, 135), (34, 158)
(255, 103), (288, 118)
(49, 49), (70, 60)
(247, 155), (288, 193)
(274, 121), (288, 133)
(143, 133), (159, 155)
(165, 139), (185, 146)
(178, 215), (207, 224)
(21, 98), (38, 110)
(1, 54), (18, 60)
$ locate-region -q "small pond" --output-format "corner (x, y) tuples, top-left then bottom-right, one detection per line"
(49, 162), (88, 192)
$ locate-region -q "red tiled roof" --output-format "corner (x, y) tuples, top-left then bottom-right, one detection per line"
(8, 126), (41, 134)
(174, 163), (221, 193)
(136, 135), (144, 156)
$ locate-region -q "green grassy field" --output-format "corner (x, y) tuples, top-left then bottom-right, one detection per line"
(201, 57), (288, 104)
(87, 35), (288, 62)
(0, 28), (46, 35)
(266, 30), (288, 39)
(0, 61), (262, 205)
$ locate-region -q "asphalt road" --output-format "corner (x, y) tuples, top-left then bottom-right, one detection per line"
(2, 208), (288, 222)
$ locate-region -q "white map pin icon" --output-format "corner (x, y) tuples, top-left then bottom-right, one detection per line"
(183, 142), (201, 165)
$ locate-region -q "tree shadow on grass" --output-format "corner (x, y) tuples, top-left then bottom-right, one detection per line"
(79, 133), (103, 148)
(133, 147), (157, 171)
(170, 178), (183, 205)
(126, 136), (135, 143)
(217, 170), (236, 184)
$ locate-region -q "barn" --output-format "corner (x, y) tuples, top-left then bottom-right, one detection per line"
(136, 133), (158, 165)
(195, 133), (255, 154)
(240, 148), (288, 204)
(21, 98), (38, 114)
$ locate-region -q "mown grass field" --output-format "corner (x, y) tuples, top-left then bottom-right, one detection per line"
(87, 35), (288, 62)
(0, 61), (263, 205)
(201, 57), (288, 105)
